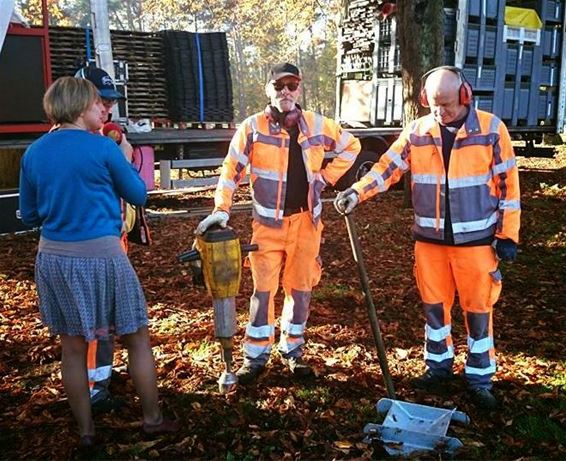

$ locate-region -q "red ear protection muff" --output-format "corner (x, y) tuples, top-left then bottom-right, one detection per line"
(419, 65), (473, 108)
(264, 104), (302, 129)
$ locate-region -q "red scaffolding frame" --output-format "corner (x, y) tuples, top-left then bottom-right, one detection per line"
(0, 0), (52, 134)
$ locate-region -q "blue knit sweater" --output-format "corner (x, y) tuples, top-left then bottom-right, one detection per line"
(19, 129), (147, 241)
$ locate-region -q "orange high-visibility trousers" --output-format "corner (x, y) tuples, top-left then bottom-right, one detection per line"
(243, 211), (323, 366)
(86, 235), (128, 401)
(414, 241), (502, 389)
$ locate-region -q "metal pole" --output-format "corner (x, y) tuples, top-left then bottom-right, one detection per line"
(89, 0), (117, 118)
(344, 212), (396, 399)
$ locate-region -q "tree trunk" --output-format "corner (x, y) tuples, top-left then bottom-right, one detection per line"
(397, 0), (444, 207)
(232, 31), (247, 120)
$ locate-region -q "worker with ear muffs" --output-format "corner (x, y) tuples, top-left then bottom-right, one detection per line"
(196, 63), (361, 385)
(335, 66), (521, 410)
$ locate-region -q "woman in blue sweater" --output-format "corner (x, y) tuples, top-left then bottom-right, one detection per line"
(19, 77), (177, 447)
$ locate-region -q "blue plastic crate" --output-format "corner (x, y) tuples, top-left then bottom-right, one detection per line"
(502, 85), (530, 120)
(475, 95), (494, 112)
(544, 0), (564, 22)
(468, 0), (498, 18)
(541, 63), (559, 86)
(466, 25), (496, 59)
(538, 90), (556, 119)
(543, 27), (561, 58)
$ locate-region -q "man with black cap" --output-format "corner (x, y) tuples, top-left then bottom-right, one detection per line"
(196, 63), (361, 384)
(75, 65), (133, 160)
(75, 65), (133, 412)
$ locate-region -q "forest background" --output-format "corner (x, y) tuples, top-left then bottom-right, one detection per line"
(16, 0), (341, 122)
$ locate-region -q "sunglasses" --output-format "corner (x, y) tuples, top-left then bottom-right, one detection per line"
(273, 81), (300, 92)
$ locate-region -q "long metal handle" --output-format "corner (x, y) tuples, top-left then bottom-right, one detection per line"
(344, 212), (396, 399)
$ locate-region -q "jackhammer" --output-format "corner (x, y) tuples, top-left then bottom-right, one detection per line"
(178, 226), (257, 393)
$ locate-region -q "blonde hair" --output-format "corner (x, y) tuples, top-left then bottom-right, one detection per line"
(43, 77), (100, 124)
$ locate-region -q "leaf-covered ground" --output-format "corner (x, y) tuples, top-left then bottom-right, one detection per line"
(0, 150), (565, 460)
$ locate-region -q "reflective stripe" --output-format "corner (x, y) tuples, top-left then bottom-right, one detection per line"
(217, 177), (236, 191)
(335, 129), (351, 153)
(449, 172), (492, 189)
(367, 171), (387, 191)
(492, 157), (516, 175)
(489, 115), (501, 134)
(88, 365), (112, 382)
(313, 113), (324, 138)
(426, 324), (451, 342)
(337, 150), (357, 162)
(312, 201), (322, 218)
(257, 132), (286, 147)
(465, 359), (496, 376)
(452, 212), (497, 233)
(499, 199), (520, 210)
(413, 174), (446, 185)
(251, 166), (283, 182)
(254, 203), (284, 220)
(425, 345), (454, 362)
(244, 342), (272, 359)
(281, 321), (306, 336)
(389, 150), (409, 171)
(467, 336), (494, 354)
(415, 214), (445, 229)
(228, 146), (248, 165)
(246, 324), (275, 339)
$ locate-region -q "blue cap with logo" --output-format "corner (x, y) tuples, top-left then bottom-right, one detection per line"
(75, 66), (125, 100)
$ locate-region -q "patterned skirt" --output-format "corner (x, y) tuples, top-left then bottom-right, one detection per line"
(35, 252), (148, 341)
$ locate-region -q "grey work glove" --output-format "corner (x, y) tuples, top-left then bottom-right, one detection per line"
(334, 188), (359, 215)
(195, 211), (229, 235)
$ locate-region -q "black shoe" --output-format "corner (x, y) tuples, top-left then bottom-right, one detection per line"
(284, 357), (314, 378)
(236, 363), (265, 385)
(412, 370), (454, 390)
(91, 395), (126, 415)
(469, 388), (498, 410)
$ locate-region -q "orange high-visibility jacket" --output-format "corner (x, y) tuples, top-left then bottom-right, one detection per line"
(352, 109), (520, 243)
(214, 110), (361, 227)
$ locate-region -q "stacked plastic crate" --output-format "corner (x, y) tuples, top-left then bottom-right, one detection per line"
(370, 15), (402, 125)
(454, 0), (505, 116)
(453, 0), (564, 127)
(162, 31), (233, 123)
(538, 0), (563, 124)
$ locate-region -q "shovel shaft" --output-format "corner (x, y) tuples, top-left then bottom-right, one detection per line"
(344, 212), (396, 399)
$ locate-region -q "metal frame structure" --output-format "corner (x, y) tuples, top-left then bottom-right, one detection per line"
(0, 0), (52, 134)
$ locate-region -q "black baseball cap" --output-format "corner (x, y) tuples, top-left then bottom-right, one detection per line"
(75, 66), (125, 100)
(269, 62), (301, 82)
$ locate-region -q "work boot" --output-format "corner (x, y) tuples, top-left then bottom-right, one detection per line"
(469, 388), (498, 410)
(412, 369), (454, 390)
(284, 357), (314, 378)
(235, 363), (265, 385)
(91, 395), (126, 415)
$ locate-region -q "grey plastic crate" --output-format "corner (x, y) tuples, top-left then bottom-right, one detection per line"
(538, 90), (556, 119)
(466, 25), (496, 58)
(543, 27), (561, 58)
(544, 0), (563, 22)
(468, 0), (498, 18)
(541, 62), (559, 86)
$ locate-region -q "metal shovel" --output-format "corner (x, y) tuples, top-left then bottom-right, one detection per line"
(343, 211), (469, 457)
